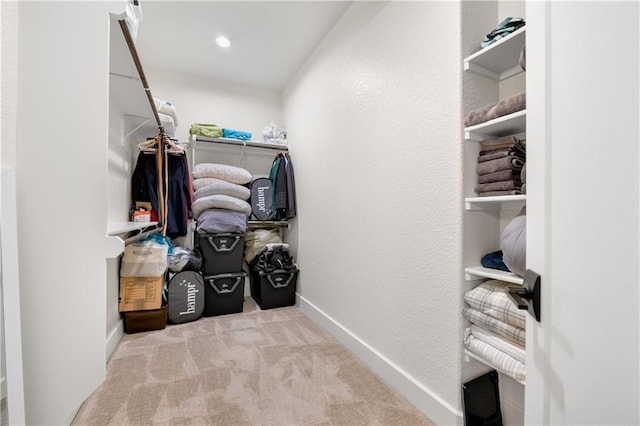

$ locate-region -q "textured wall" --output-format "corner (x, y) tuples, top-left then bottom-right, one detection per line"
(16, 3), (109, 424)
(283, 1), (464, 415)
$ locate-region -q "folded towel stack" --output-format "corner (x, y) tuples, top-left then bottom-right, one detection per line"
(475, 135), (526, 197)
(464, 92), (526, 127)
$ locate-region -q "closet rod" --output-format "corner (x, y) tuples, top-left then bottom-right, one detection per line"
(117, 20), (162, 129)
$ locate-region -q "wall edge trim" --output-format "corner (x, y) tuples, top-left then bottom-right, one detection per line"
(297, 294), (463, 426)
(105, 320), (124, 362)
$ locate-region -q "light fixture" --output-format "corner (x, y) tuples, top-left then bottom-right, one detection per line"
(215, 36), (231, 48)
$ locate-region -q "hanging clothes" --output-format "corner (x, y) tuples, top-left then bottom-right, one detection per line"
(132, 149), (192, 238)
(268, 152), (297, 220)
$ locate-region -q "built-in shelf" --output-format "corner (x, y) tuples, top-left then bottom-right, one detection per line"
(107, 221), (159, 236)
(192, 135), (288, 151)
(465, 195), (526, 211)
(109, 18), (154, 122)
(465, 266), (524, 285)
(464, 27), (526, 81)
(464, 349), (525, 385)
(248, 220), (289, 229)
(465, 110), (526, 141)
(192, 220), (289, 231)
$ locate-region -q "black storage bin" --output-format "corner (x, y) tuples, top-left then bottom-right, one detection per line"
(198, 232), (245, 275)
(462, 370), (503, 426)
(203, 272), (246, 317)
(250, 268), (298, 310)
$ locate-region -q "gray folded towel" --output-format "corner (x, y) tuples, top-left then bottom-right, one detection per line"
(479, 189), (523, 197)
(476, 156), (524, 175)
(478, 169), (521, 184)
(475, 180), (521, 194)
(480, 136), (518, 151)
(464, 92), (527, 127)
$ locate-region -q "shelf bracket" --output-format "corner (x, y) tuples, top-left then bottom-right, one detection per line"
(464, 62), (500, 80)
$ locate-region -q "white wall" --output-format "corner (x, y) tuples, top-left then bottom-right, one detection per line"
(283, 2), (463, 424)
(16, 2), (110, 424)
(0, 0), (19, 405)
(144, 67), (283, 179)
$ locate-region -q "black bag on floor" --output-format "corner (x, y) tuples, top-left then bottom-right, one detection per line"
(166, 271), (205, 324)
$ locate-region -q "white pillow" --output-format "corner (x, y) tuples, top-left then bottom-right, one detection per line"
(194, 180), (250, 201)
(192, 163), (252, 185)
(192, 194), (252, 219)
(192, 178), (225, 192)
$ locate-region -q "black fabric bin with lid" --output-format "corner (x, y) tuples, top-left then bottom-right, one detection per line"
(250, 268), (298, 310)
(203, 272), (246, 317)
(197, 232), (245, 275)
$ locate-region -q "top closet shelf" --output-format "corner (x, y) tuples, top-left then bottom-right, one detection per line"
(465, 110), (526, 141)
(465, 195), (526, 211)
(193, 135), (289, 151)
(109, 16), (154, 122)
(108, 221), (159, 236)
(464, 27), (526, 81)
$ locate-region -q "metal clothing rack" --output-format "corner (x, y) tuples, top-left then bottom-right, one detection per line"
(118, 19), (169, 236)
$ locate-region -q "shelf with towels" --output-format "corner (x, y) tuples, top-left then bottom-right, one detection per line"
(464, 110), (526, 141)
(192, 135), (288, 151)
(465, 195), (526, 211)
(464, 27), (526, 81)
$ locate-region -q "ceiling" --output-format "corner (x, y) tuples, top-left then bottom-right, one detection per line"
(135, 1), (353, 91)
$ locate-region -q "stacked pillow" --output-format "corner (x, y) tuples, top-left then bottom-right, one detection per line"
(192, 163), (253, 234)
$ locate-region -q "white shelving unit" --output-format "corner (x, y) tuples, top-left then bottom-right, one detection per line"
(192, 135), (288, 151)
(464, 27), (526, 81)
(465, 194), (526, 211)
(464, 266), (524, 286)
(464, 350), (525, 385)
(464, 109), (526, 141)
(107, 221), (159, 236)
(461, 10), (527, 404)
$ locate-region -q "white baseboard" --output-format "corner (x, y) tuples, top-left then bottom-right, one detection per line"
(105, 320), (124, 362)
(297, 295), (463, 426)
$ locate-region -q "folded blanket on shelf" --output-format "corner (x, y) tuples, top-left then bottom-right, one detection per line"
(190, 123), (223, 138)
(478, 169), (522, 184)
(463, 307), (525, 347)
(479, 190), (523, 197)
(464, 92), (526, 127)
(464, 328), (526, 384)
(464, 280), (526, 329)
(475, 179), (521, 194)
(469, 325), (526, 364)
(477, 156), (524, 175)
(222, 128), (252, 141)
(196, 208), (248, 234)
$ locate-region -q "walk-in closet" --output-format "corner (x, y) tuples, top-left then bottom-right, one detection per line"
(2, 1), (639, 425)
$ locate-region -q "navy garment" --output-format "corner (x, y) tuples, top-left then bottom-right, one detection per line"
(131, 152), (192, 238)
(481, 250), (511, 272)
(165, 153), (192, 238)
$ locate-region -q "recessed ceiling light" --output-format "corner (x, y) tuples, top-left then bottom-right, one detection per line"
(215, 36), (231, 48)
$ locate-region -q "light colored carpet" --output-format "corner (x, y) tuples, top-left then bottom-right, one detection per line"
(72, 298), (434, 425)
